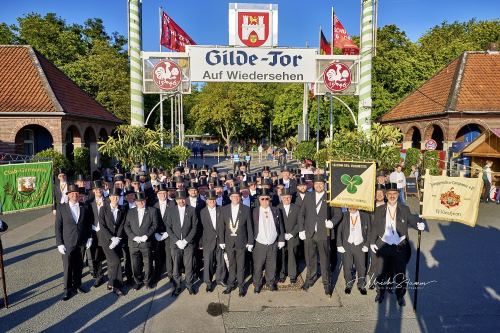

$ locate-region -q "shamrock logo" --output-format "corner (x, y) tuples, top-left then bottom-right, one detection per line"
(340, 174), (363, 194)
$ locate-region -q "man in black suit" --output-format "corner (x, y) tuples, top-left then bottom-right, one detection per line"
(199, 190), (226, 292)
(369, 183), (425, 306)
(252, 189), (285, 293)
(186, 180), (206, 279)
(52, 169), (68, 214)
(277, 188), (300, 284)
(86, 180), (107, 288)
(165, 189), (199, 296)
(293, 177), (308, 207)
(55, 184), (93, 301)
(280, 167), (297, 195)
(123, 192), (159, 290)
(337, 208), (371, 295)
(213, 180), (230, 207)
(219, 187), (254, 297)
(298, 174), (339, 295)
(97, 187), (126, 295)
(153, 184), (174, 282)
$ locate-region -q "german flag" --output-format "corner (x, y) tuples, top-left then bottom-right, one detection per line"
(319, 29), (331, 55)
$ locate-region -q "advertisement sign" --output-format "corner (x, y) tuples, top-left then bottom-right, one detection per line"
(187, 46), (316, 83)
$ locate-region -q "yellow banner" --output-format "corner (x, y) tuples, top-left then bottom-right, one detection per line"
(421, 172), (482, 227)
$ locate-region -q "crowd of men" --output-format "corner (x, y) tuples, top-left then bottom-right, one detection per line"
(53, 162), (425, 307)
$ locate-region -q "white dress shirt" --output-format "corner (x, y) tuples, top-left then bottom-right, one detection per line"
(69, 202), (80, 223)
(283, 204), (290, 217)
(110, 205), (119, 222)
(208, 206), (217, 230)
(60, 182), (68, 204)
(347, 210), (363, 246)
(282, 179), (290, 189)
(137, 207), (145, 227)
(159, 200), (167, 218)
(382, 204), (403, 245)
(256, 207), (278, 245)
(231, 204), (239, 222)
(189, 197), (198, 207)
(178, 205), (186, 227)
(315, 191), (325, 214)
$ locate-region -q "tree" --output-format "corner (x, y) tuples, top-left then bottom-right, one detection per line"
(189, 82), (267, 147)
(73, 147), (90, 177)
(0, 23), (15, 44)
(403, 148), (422, 176)
(35, 148), (72, 176)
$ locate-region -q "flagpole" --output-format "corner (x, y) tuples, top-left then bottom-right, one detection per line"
(159, 6), (162, 52)
(413, 169), (427, 312)
(331, 7), (334, 54)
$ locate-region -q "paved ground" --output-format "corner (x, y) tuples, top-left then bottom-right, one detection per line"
(1, 161), (499, 332)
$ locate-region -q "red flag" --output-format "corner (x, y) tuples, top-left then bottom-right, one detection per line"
(319, 30), (331, 55)
(333, 13), (359, 55)
(160, 10), (196, 52)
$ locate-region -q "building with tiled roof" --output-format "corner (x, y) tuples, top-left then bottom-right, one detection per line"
(0, 45), (121, 170)
(379, 50), (500, 156)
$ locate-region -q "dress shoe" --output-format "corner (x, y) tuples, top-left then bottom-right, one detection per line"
(324, 285), (332, 296)
(62, 291), (72, 301)
(254, 285), (262, 294)
(107, 284), (113, 291)
(238, 288), (246, 297)
(223, 285), (235, 294)
(344, 287), (352, 294)
(76, 286), (88, 294)
(172, 288), (181, 297)
(269, 284), (278, 291)
(369, 283), (375, 290)
(278, 277), (286, 283)
(290, 278), (297, 284)
(359, 287), (367, 295)
(397, 297), (406, 306)
(301, 282), (310, 291)
(132, 283), (143, 291)
(375, 293), (385, 303)
(113, 288), (125, 296)
(187, 286), (196, 295)
(206, 282), (214, 293)
(93, 277), (105, 288)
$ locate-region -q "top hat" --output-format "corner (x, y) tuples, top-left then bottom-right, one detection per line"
(157, 183), (168, 192)
(206, 190), (217, 200)
(313, 174), (325, 183)
(297, 177), (307, 185)
(385, 183), (400, 192)
(376, 183), (386, 191)
(210, 167), (218, 173)
(109, 187), (122, 196)
(262, 166), (271, 172)
(213, 179), (224, 188)
(304, 174), (314, 181)
(131, 174), (141, 183)
(66, 184), (79, 194)
(281, 188), (293, 196)
(198, 178), (208, 187)
(261, 178), (272, 187)
(227, 187), (240, 196)
(57, 168), (66, 175)
(91, 180), (102, 189)
(78, 187), (87, 195)
(271, 171), (278, 177)
(175, 189), (187, 199)
(124, 185), (136, 195)
(187, 180), (198, 190)
(75, 174), (85, 182)
(174, 176), (184, 184)
(166, 181), (176, 190)
(281, 166), (291, 173)
(124, 172), (132, 181)
(135, 192), (146, 201)
(150, 167), (158, 174)
(246, 175), (256, 184)
(226, 173), (234, 180)
(377, 170), (386, 177)
(258, 188), (272, 198)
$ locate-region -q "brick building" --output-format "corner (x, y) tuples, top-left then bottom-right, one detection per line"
(379, 51), (500, 161)
(0, 45), (121, 171)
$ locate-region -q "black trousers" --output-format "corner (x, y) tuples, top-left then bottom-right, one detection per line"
(253, 242), (278, 288)
(367, 251), (381, 284)
(203, 245), (226, 285)
(129, 244), (153, 285)
(86, 232), (104, 278)
(342, 242), (366, 289)
(376, 242), (408, 298)
(278, 239), (299, 280)
(102, 243), (123, 288)
(305, 233), (330, 286)
(483, 179), (491, 201)
(122, 240), (133, 282)
(155, 237), (174, 280)
(62, 246), (85, 291)
(226, 247), (246, 287)
(172, 243), (195, 288)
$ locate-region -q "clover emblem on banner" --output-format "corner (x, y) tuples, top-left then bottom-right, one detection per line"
(341, 174), (363, 194)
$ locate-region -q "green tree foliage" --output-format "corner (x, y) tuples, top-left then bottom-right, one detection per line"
(73, 147), (90, 177)
(423, 150), (441, 176)
(35, 148), (72, 176)
(0, 23), (15, 44)
(327, 123), (403, 171)
(294, 141), (317, 162)
(403, 148), (422, 176)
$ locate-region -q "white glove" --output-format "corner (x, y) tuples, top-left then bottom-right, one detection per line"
(325, 219), (334, 229)
(57, 245), (66, 255)
(362, 246), (368, 253)
(155, 233), (162, 241)
(92, 225), (98, 231)
(246, 244), (253, 252)
(219, 243), (226, 250)
(285, 233), (293, 241)
(161, 232), (169, 240)
(53, 209), (57, 216)
(299, 231), (306, 240)
(370, 244), (378, 253)
(133, 236), (142, 243)
(337, 246), (345, 253)
(86, 238), (93, 249)
(181, 239), (188, 248)
(417, 222), (425, 231)
(140, 235), (148, 242)
(111, 237), (121, 244)
(176, 240), (185, 249)
(109, 240), (118, 249)
(278, 241), (285, 249)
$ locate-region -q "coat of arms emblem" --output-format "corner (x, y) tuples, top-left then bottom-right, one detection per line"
(440, 187), (460, 208)
(237, 12), (269, 47)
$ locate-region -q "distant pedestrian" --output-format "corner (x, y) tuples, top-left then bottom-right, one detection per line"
(482, 160), (493, 203)
(389, 164), (406, 204)
(258, 144), (263, 162)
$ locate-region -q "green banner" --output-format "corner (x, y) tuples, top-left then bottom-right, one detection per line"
(0, 161), (53, 213)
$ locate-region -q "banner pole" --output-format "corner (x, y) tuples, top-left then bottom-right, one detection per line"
(413, 168), (428, 312)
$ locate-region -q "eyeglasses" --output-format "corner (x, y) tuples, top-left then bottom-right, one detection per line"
(260, 197), (270, 201)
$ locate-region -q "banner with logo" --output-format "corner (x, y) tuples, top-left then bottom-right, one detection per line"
(421, 172), (482, 227)
(0, 162), (53, 213)
(228, 3), (278, 47)
(187, 46), (316, 83)
(328, 161), (376, 211)
(160, 10), (196, 52)
(332, 12), (359, 55)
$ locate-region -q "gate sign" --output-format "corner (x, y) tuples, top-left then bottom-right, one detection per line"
(323, 62), (352, 92)
(425, 139), (437, 150)
(187, 46), (316, 83)
(229, 3), (278, 47)
(152, 60), (182, 91)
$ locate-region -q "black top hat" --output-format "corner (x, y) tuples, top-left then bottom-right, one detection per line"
(239, 182), (249, 190)
(226, 173), (234, 180)
(175, 189), (187, 199)
(57, 168), (66, 175)
(189, 163), (198, 170)
(150, 167), (158, 174)
(206, 189), (217, 200)
(261, 178), (272, 186)
(259, 188), (272, 197)
(377, 170), (386, 177)
(187, 180), (198, 190)
(313, 174), (325, 183)
(281, 188), (293, 196)
(166, 181), (176, 190)
(91, 180), (102, 189)
(125, 172), (132, 181)
(241, 161), (247, 166)
(277, 178), (285, 186)
(256, 171), (263, 177)
(237, 171), (245, 176)
(158, 167), (164, 172)
(376, 183), (386, 191)
(213, 179), (224, 188)
(198, 178), (208, 187)
(297, 177), (307, 185)
(210, 167), (218, 173)
(262, 166), (270, 172)
(198, 170), (207, 177)
(135, 192), (146, 201)
(75, 174), (85, 182)
(131, 174), (141, 183)
(189, 173), (197, 180)
(281, 166), (291, 173)
(109, 187), (122, 196)
(124, 185), (135, 195)
(227, 187), (240, 196)
(157, 183), (168, 192)
(66, 184), (79, 194)
(202, 164), (209, 170)
(78, 187), (87, 195)
(271, 171), (278, 177)
(304, 174), (314, 181)
(385, 183), (400, 192)
(174, 176), (184, 184)
(246, 175), (256, 184)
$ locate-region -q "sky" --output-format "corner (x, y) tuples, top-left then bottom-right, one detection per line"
(1, 0), (499, 51)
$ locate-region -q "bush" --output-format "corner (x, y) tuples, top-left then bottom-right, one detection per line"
(35, 148), (72, 176)
(404, 148), (422, 176)
(294, 140), (317, 162)
(314, 148), (329, 169)
(423, 150), (441, 175)
(73, 147), (90, 177)
(171, 145), (191, 165)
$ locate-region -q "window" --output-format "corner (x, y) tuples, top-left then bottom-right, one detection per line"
(23, 129), (34, 155)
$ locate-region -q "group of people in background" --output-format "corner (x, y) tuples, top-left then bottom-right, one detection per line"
(53, 161), (424, 307)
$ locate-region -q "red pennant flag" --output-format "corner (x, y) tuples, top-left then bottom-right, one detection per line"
(333, 13), (359, 55)
(160, 10), (196, 52)
(319, 30), (331, 55)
